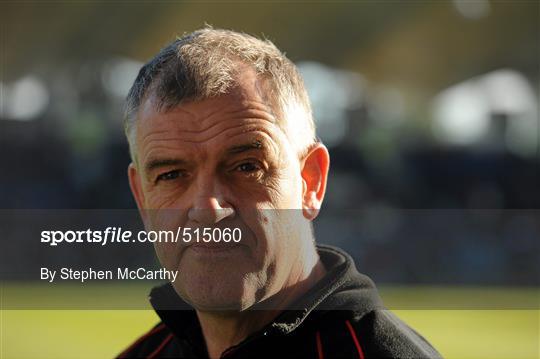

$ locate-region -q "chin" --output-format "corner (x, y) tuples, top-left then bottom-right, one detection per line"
(190, 298), (246, 312)
(173, 270), (257, 312)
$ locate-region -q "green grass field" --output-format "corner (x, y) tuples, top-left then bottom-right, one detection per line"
(1, 284), (538, 358)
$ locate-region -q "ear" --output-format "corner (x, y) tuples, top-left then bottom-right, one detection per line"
(300, 143), (330, 220)
(128, 162), (148, 226)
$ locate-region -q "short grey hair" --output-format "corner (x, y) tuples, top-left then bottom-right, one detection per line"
(124, 27), (316, 163)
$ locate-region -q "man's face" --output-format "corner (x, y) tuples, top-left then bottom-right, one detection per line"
(128, 69), (318, 311)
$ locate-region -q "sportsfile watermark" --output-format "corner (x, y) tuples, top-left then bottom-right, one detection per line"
(1, 209), (538, 310)
(40, 227), (243, 246)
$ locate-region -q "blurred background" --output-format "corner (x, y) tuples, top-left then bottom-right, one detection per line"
(1, 1), (538, 358)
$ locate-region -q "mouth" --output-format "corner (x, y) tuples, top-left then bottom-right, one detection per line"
(187, 241), (243, 254)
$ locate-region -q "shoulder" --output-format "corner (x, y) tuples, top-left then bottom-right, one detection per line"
(312, 310), (441, 358)
(352, 309), (442, 358)
(117, 322), (175, 358)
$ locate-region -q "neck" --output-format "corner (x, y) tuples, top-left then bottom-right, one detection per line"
(196, 248), (327, 359)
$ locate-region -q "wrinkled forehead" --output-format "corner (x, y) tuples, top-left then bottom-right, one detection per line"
(129, 66), (312, 166)
(132, 83), (293, 169)
(137, 89), (279, 135)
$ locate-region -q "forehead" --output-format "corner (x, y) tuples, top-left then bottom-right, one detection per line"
(134, 75), (288, 167)
(138, 91), (275, 131)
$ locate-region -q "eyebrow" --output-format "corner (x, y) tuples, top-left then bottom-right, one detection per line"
(227, 140), (265, 154)
(144, 158), (188, 173)
(143, 140), (267, 174)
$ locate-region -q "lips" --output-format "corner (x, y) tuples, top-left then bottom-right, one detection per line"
(188, 241), (243, 253)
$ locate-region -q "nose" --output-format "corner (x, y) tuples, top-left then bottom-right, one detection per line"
(187, 180), (235, 225)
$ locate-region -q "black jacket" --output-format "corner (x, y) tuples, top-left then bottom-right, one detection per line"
(118, 245), (442, 358)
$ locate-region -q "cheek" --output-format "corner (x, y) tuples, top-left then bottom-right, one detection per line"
(242, 210), (305, 297)
(144, 186), (187, 209)
(154, 242), (180, 270)
(266, 209), (306, 263)
(242, 209), (269, 242)
(147, 209), (188, 269)
(268, 169), (303, 208)
(249, 209), (296, 258)
(147, 208), (189, 230)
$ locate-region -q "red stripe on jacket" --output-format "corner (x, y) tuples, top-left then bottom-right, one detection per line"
(345, 320), (365, 359)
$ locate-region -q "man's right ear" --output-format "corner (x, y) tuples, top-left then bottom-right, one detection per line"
(128, 163), (148, 225)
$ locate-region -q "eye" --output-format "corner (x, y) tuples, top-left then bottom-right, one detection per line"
(156, 170), (184, 183)
(236, 162), (261, 173)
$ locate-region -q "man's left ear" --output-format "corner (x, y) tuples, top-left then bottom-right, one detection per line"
(300, 142), (330, 220)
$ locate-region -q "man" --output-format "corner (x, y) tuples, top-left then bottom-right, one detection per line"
(119, 28), (441, 358)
